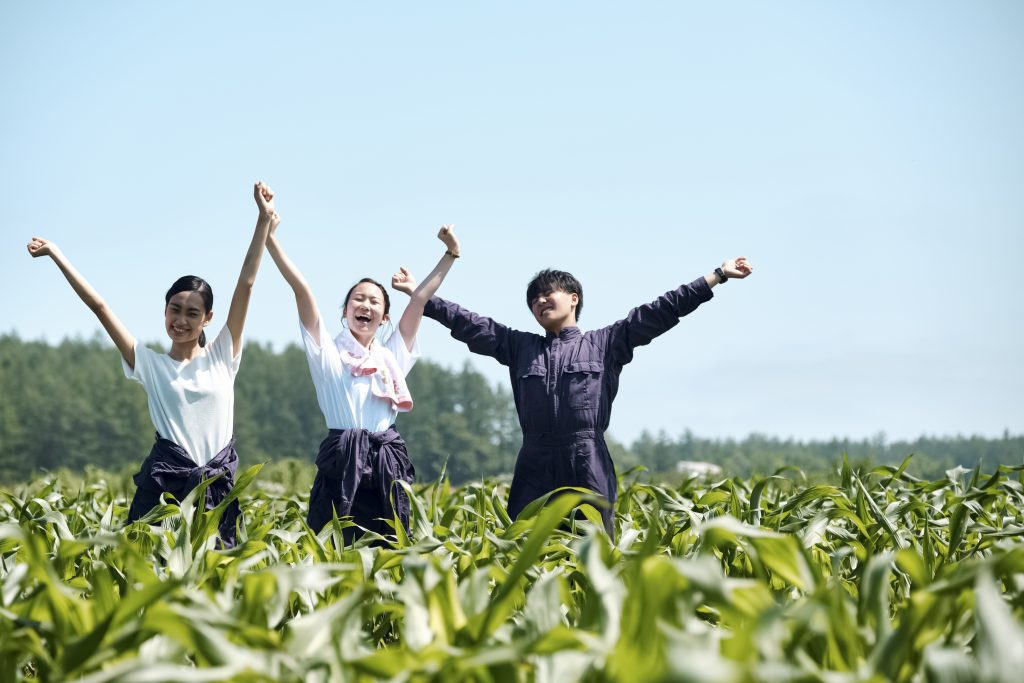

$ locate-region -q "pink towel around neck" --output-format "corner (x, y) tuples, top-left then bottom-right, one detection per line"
(334, 330), (414, 412)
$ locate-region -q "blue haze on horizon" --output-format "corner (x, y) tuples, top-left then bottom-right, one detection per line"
(2, 1), (1022, 445)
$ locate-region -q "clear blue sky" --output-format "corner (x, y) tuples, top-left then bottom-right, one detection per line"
(3, 2), (1022, 444)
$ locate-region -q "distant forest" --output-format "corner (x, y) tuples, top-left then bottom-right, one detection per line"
(1, 335), (1021, 484)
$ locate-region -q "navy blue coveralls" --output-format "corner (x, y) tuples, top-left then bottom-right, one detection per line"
(424, 276), (714, 535)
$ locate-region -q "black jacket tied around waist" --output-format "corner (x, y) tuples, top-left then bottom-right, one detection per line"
(128, 435), (240, 547)
(307, 425), (415, 541)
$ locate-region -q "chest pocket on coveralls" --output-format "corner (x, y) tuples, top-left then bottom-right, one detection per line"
(564, 360), (602, 409)
(518, 362), (548, 416)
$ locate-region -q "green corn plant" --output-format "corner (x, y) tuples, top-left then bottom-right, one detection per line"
(1, 460), (1022, 682)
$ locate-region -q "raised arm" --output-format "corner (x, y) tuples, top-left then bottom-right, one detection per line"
(225, 181), (275, 356)
(265, 210), (322, 340)
(391, 224), (460, 351)
(609, 256), (754, 366)
(418, 294), (525, 368)
(27, 237), (137, 368)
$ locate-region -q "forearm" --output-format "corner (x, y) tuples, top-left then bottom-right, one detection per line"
(266, 233), (320, 335)
(236, 214), (272, 290)
(49, 248), (107, 313)
(398, 251), (458, 347)
(46, 247), (135, 365)
(409, 251), (457, 307)
(226, 214), (273, 343)
(655, 276), (715, 322)
(612, 277), (713, 360)
(267, 233), (309, 292)
(615, 259), (747, 356)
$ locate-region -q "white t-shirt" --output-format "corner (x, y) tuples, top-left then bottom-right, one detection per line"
(123, 326), (242, 466)
(301, 316), (419, 432)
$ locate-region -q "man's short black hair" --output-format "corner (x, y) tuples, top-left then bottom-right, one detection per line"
(525, 269), (584, 321)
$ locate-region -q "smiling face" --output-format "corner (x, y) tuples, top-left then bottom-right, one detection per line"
(344, 280), (390, 346)
(525, 269), (583, 333)
(530, 288), (579, 333)
(164, 290), (213, 345)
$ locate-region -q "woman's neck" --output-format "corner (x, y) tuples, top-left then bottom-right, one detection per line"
(349, 328), (376, 349)
(168, 340), (204, 362)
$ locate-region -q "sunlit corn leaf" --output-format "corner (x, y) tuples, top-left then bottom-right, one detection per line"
(973, 568), (1024, 683)
(1, 462), (1022, 682)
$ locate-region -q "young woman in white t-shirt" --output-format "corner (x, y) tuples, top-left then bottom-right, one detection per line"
(27, 182), (277, 545)
(265, 213), (460, 544)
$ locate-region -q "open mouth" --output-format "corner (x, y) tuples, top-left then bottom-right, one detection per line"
(354, 314), (372, 324)
(171, 325), (190, 335)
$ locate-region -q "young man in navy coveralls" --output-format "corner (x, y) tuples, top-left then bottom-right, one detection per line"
(420, 257), (753, 536)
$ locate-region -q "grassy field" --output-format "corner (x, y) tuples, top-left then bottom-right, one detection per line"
(1, 459), (1023, 682)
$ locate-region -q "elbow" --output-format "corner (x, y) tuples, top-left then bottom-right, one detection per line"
(237, 272), (258, 290)
(286, 276), (308, 294)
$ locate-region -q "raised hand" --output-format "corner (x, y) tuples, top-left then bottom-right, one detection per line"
(254, 181), (276, 218)
(437, 224), (460, 257)
(27, 237), (58, 259)
(269, 211), (281, 235)
(722, 257), (753, 279)
(391, 266), (417, 296)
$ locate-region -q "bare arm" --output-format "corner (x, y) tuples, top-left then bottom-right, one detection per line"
(392, 225), (460, 351)
(225, 182), (275, 357)
(27, 237), (137, 368)
(265, 215), (322, 340)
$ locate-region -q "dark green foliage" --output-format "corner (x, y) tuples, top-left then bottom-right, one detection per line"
(232, 341), (323, 462)
(627, 429), (1024, 480)
(1, 335), (1021, 485)
(0, 334), (152, 480)
(397, 360), (520, 483)
(0, 335), (522, 485)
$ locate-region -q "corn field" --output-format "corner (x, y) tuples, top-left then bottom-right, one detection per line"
(1, 459), (1023, 683)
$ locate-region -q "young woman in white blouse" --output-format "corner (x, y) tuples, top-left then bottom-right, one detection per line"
(27, 182), (277, 546)
(265, 209), (460, 544)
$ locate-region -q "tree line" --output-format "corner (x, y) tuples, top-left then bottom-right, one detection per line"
(0, 334), (1020, 484)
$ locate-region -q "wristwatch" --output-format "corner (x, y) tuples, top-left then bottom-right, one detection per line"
(714, 267), (728, 284)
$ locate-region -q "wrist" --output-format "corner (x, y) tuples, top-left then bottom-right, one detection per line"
(445, 248), (460, 259)
(713, 266), (728, 284)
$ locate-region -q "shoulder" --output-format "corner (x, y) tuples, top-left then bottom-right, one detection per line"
(209, 325), (237, 359)
(132, 341), (162, 367)
(300, 314), (335, 353)
(582, 325), (613, 342)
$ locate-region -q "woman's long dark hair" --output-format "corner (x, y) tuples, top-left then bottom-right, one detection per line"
(165, 275), (214, 347)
